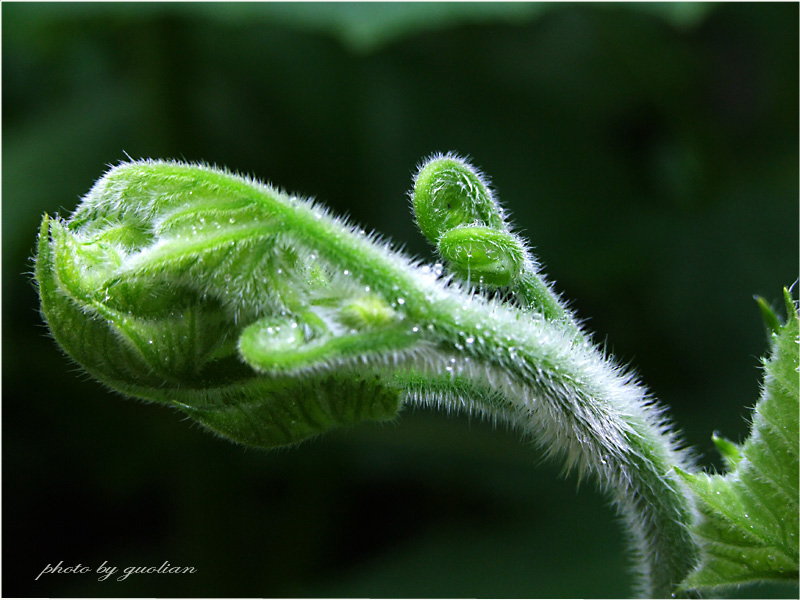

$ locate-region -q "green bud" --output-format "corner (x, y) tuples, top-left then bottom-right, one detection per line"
(339, 294), (398, 330)
(711, 432), (743, 470)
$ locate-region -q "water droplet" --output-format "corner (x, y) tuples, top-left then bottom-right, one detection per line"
(148, 339), (153, 345)
(229, 217), (236, 224)
(343, 269), (350, 276)
(412, 326), (420, 333)
(465, 336), (475, 344)
(397, 297), (405, 305)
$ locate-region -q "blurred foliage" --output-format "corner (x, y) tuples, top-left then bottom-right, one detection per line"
(3, 2), (798, 598)
(3, 2), (716, 53)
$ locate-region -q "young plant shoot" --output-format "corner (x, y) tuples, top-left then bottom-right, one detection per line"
(34, 155), (799, 598)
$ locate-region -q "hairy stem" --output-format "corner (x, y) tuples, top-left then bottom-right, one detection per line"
(36, 159), (699, 597)
(249, 169), (699, 596)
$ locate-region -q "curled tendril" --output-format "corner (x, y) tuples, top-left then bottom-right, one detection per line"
(437, 224), (524, 287)
(411, 153), (504, 242)
(411, 153), (574, 327)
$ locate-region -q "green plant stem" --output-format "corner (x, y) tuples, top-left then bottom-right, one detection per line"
(217, 163), (698, 596)
(36, 161), (700, 597)
(273, 188), (698, 597)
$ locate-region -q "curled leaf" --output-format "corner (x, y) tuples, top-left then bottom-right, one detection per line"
(35, 161), (408, 447)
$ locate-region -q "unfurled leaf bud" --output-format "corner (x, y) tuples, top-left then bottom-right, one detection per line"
(35, 161), (407, 448)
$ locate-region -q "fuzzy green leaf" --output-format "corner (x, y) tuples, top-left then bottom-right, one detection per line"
(35, 162), (409, 448)
(678, 289), (799, 592)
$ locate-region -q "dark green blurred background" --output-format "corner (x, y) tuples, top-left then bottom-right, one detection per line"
(3, 3), (798, 598)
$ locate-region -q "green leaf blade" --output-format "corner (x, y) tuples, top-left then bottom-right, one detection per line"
(679, 292), (799, 592)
